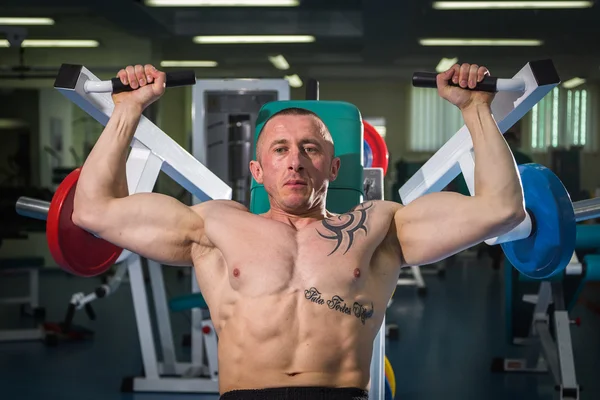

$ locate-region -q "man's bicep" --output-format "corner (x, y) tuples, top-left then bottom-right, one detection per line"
(95, 193), (205, 266)
(394, 192), (498, 266)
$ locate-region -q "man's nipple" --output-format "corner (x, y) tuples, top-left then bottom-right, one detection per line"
(233, 268), (240, 278)
(354, 268), (361, 278)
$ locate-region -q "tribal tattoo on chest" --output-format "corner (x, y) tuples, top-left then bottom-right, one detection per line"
(304, 287), (374, 325)
(316, 202), (374, 256)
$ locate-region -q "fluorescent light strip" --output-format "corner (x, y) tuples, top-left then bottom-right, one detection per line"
(284, 74), (303, 88)
(0, 39), (99, 48)
(420, 38), (542, 46)
(433, 1), (593, 9)
(145, 0), (298, 6)
(160, 60), (218, 67)
(0, 119), (28, 129)
(268, 54), (290, 70)
(563, 77), (586, 89)
(0, 17), (54, 25)
(194, 35), (314, 44)
(436, 57), (459, 72)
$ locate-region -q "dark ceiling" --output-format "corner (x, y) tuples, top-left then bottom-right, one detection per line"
(0, 0), (599, 82)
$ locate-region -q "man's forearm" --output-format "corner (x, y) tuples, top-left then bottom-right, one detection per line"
(76, 102), (143, 205)
(463, 104), (523, 210)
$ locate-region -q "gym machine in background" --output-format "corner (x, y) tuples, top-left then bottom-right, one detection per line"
(192, 79), (290, 207)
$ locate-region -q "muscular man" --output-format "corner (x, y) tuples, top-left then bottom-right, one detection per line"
(72, 63), (526, 399)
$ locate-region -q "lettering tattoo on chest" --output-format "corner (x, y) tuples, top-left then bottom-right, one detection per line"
(304, 287), (374, 325)
(316, 202), (374, 256)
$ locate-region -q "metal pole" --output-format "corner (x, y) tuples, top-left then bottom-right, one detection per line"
(573, 197), (600, 222)
(15, 197), (50, 221)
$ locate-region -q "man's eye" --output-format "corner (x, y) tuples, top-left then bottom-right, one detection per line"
(305, 147), (318, 153)
(274, 147), (287, 153)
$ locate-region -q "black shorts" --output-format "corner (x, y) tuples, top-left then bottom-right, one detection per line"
(220, 386), (369, 400)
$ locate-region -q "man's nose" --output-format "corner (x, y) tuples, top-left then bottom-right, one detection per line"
(287, 148), (305, 171)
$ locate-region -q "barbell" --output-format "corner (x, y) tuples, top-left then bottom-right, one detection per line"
(15, 69), (196, 277)
(410, 66), (600, 279)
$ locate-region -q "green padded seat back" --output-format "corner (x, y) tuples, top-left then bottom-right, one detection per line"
(249, 101), (364, 214)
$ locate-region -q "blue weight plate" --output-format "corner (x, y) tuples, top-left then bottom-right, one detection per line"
(501, 164), (576, 279)
(363, 140), (373, 168)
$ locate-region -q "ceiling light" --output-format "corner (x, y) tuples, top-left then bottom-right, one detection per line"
(268, 55), (290, 70)
(0, 119), (28, 129)
(284, 74), (303, 88)
(0, 17), (55, 25)
(160, 60), (218, 67)
(145, 0), (298, 6)
(436, 57), (459, 72)
(562, 77), (586, 89)
(0, 39), (99, 48)
(433, 1), (593, 9)
(194, 35), (315, 44)
(419, 38), (542, 46)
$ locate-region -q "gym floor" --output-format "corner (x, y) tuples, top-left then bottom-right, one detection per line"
(1, 253), (599, 400)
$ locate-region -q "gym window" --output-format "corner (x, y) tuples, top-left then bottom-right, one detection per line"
(408, 87), (464, 152)
(529, 86), (596, 152)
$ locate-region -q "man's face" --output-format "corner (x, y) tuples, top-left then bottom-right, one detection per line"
(250, 114), (340, 213)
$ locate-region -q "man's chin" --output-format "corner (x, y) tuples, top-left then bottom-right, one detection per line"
(280, 194), (312, 212)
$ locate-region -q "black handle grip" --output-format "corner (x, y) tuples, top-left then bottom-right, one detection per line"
(63, 303), (76, 331)
(85, 304), (96, 321)
(412, 72), (498, 93)
(111, 70), (196, 94)
(306, 78), (319, 100)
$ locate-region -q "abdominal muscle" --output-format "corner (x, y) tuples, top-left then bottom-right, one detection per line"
(215, 288), (374, 393)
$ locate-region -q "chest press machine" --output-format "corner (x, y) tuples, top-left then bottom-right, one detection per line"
(15, 64), (396, 398)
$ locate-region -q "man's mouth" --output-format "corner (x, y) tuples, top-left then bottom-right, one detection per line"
(285, 180), (308, 187)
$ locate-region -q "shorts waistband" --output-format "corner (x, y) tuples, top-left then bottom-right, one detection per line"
(220, 386), (369, 400)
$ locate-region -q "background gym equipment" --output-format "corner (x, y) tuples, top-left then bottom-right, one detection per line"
(400, 59), (600, 280)
(43, 260), (131, 347)
(191, 78), (290, 207)
(494, 225), (600, 400)
(0, 257), (46, 343)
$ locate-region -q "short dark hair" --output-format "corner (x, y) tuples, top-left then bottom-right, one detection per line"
(255, 107), (334, 162)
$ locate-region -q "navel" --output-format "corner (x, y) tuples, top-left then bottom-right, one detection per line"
(354, 268), (361, 278)
(233, 268), (240, 278)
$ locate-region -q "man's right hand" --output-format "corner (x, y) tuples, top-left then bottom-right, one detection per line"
(113, 64), (166, 111)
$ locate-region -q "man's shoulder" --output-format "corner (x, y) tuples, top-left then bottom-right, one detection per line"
(348, 200), (402, 214)
(191, 199), (250, 216)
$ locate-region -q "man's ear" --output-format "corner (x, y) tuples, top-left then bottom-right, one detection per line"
(329, 157), (341, 182)
(249, 160), (263, 183)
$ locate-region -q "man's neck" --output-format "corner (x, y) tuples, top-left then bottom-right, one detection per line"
(264, 204), (334, 231)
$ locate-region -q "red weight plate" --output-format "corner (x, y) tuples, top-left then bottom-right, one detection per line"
(363, 121), (389, 176)
(47, 168), (123, 277)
